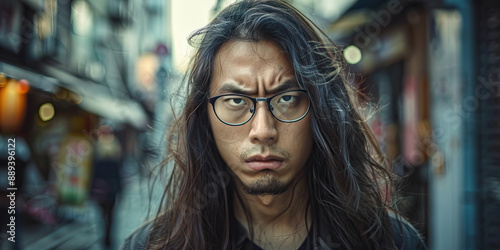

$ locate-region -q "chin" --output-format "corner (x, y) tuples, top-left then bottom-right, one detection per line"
(241, 173), (289, 195)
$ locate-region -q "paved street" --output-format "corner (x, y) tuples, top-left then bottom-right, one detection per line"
(12, 160), (164, 250)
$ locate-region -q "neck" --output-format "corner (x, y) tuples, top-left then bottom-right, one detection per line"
(233, 174), (310, 249)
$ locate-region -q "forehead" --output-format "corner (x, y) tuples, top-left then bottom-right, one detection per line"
(216, 39), (286, 60)
(210, 40), (296, 94)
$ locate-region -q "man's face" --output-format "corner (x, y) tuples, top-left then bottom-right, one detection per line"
(208, 40), (313, 195)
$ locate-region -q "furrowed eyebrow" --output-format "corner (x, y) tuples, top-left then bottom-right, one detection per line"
(216, 79), (300, 96)
(217, 84), (253, 95)
(269, 79), (300, 93)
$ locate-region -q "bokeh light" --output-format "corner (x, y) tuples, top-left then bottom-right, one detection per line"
(39, 103), (55, 122)
(343, 45), (362, 64)
(17, 79), (30, 94)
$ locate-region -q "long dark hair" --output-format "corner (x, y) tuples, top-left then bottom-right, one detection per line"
(148, 0), (397, 249)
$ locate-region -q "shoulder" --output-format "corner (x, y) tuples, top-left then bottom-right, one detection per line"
(121, 219), (155, 250)
(389, 212), (428, 250)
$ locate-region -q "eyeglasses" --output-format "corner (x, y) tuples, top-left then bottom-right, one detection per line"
(208, 89), (310, 126)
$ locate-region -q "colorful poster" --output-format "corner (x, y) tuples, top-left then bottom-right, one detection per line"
(55, 133), (93, 205)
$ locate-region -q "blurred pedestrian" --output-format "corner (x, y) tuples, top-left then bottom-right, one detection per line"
(91, 125), (122, 248)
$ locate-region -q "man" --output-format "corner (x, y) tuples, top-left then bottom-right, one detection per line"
(123, 0), (427, 249)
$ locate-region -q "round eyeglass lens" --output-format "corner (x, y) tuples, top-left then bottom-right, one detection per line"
(213, 95), (254, 125)
(270, 91), (310, 122)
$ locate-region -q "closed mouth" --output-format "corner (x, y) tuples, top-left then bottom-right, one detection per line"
(245, 155), (284, 171)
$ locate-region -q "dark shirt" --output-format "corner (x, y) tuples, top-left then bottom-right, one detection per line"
(122, 213), (427, 250)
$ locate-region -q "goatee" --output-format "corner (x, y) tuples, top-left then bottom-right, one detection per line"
(241, 170), (288, 195)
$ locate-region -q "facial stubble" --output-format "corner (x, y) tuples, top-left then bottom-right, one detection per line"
(240, 170), (288, 196)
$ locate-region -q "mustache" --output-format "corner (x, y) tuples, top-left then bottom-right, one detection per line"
(239, 146), (291, 162)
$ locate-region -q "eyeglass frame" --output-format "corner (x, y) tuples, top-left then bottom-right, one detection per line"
(208, 89), (311, 126)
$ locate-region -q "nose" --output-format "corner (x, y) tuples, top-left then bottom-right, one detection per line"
(248, 102), (278, 145)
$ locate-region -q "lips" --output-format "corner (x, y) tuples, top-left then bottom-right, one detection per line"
(245, 155), (284, 171)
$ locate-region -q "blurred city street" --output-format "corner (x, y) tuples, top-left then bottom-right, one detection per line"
(0, 0), (499, 249)
(10, 159), (163, 250)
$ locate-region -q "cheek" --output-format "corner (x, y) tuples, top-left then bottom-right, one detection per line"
(209, 108), (243, 142)
(209, 108), (226, 146)
(289, 117), (313, 159)
(208, 108), (244, 163)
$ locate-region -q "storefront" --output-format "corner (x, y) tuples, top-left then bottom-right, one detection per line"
(0, 1), (149, 244)
(329, 0), (480, 248)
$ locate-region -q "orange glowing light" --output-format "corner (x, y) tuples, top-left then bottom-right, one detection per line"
(17, 79), (30, 94)
(0, 74), (6, 88)
(0, 79), (27, 133)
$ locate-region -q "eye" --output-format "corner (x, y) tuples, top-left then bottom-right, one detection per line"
(227, 98), (247, 106)
(277, 95), (297, 103)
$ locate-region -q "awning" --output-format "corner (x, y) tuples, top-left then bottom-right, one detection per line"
(0, 61), (148, 130)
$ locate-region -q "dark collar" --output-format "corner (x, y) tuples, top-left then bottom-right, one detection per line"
(231, 216), (340, 250)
